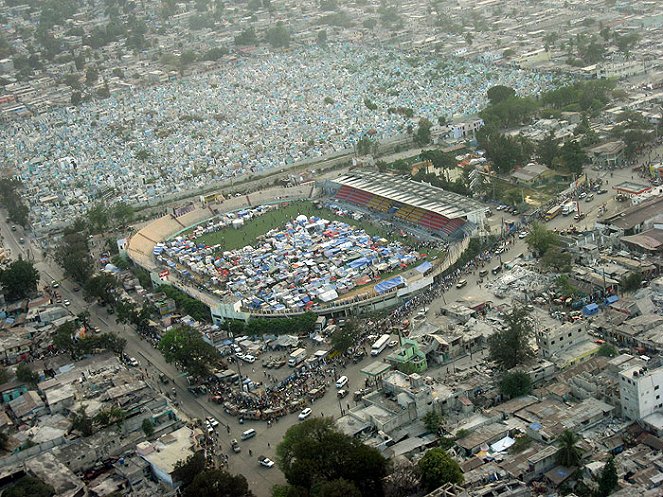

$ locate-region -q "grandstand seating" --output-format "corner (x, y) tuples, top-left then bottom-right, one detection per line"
(335, 185), (467, 237)
(335, 185), (374, 206)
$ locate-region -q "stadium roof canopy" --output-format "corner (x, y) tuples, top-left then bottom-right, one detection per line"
(333, 171), (485, 220)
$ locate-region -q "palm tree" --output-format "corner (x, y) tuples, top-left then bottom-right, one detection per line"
(556, 430), (583, 467)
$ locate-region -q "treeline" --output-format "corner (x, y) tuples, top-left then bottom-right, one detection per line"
(159, 285), (211, 323)
(0, 179), (30, 227)
(221, 313), (317, 337)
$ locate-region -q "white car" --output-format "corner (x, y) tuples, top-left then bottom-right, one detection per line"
(205, 421), (214, 434)
(242, 354), (256, 363)
(206, 416), (219, 428)
(518, 231), (528, 239)
(388, 340), (398, 348)
(258, 456), (275, 468)
(128, 357), (139, 367)
(63, 299), (71, 306)
(298, 408), (312, 420)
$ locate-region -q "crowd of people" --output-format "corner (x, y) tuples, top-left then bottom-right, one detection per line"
(1, 44), (560, 229)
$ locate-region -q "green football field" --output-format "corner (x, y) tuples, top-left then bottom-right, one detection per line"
(192, 200), (414, 251)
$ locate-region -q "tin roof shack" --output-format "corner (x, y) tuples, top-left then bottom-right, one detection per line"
(455, 422), (512, 457)
(0, 335), (32, 365)
(8, 391), (46, 422)
(599, 196), (663, 236)
(25, 451), (85, 497)
(43, 383), (75, 414)
(138, 426), (199, 487)
(516, 398), (614, 444)
(499, 443), (558, 483)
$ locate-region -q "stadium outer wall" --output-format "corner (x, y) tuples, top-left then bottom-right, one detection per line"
(126, 183), (471, 325)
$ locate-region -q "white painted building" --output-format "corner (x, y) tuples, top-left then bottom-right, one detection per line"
(619, 363), (663, 420)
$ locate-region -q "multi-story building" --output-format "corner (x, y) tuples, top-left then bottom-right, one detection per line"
(619, 363), (663, 420)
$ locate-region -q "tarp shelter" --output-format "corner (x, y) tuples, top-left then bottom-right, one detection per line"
(583, 303), (599, 316)
(414, 261), (433, 274)
(605, 295), (620, 305)
(490, 436), (515, 453)
(374, 276), (406, 294)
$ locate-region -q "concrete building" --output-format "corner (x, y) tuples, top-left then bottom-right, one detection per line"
(536, 321), (599, 367)
(588, 141), (626, 169)
(137, 426), (199, 487)
(619, 363), (663, 420)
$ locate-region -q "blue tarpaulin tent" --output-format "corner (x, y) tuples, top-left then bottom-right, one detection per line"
(374, 276), (406, 294)
(414, 261), (433, 274)
(605, 295), (620, 305)
(582, 303), (599, 316)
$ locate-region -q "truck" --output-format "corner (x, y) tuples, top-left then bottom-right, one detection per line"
(288, 348), (307, 367)
(561, 201), (577, 216)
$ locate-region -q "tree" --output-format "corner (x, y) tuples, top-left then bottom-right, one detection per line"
(71, 406), (94, 437)
(84, 273), (118, 305)
(560, 140), (587, 174)
(330, 321), (360, 353)
(87, 202), (109, 232)
(276, 418), (387, 496)
(525, 223), (560, 257)
(541, 247), (572, 273)
(598, 343), (618, 358)
(235, 27), (258, 46)
(85, 66), (99, 85)
(0, 258), (39, 301)
(266, 21), (290, 49)
(500, 371), (532, 398)
(620, 272), (642, 293)
(422, 410), (443, 434)
(556, 429), (583, 467)
(417, 448), (463, 492)
(414, 118), (432, 146)
(382, 460), (421, 497)
(184, 469), (253, 497)
(420, 149), (456, 169)
(55, 229), (93, 284)
(315, 479), (361, 497)
(158, 326), (219, 378)
(487, 85), (516, 105)
(173, 451), (205, 489)
(3, 476), (55, 497)
(488, 306), (534, 370)
(142, 418), (155, 437)
(15, 362), (39, 386)
(597, 457), (618, 497)
(537, 131), (559, 167)
(317, 30), (328, 45)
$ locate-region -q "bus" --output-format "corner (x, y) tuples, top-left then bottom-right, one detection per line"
(544, 205), (562, 221)
(371, 334), (391, 356)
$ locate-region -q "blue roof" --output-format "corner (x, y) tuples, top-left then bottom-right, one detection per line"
(415, 261), (433, 273)
(606, 295), (620, 304)
(374, 275), (406, 294)
(529, 422), (542, 431)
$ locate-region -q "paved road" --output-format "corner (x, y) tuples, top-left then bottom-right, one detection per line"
(0, 154), (653, 495)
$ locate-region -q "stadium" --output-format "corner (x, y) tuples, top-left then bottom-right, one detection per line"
(126, 172), (486, 323)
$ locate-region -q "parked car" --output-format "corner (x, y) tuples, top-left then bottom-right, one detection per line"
(388, 340), (399, 348)
(231, 439), (241, 453)
(258, 456), (275, 468)
(337, 389), (349, 399)
(298, 408), (312, 420)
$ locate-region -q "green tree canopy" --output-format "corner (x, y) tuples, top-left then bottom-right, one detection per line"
(330, 320), (361, 353)
(56, 227), (93, 284)
(173, 451), (205, 489)
(276, 417), (387, 496)
(315, 479), (361, 497)
(525, 222), (560, 257)
(500, 370), (532, 398)
(597, 457), (619, 496)
(235, 27), (258, 46)
(488, 306), (534, 370)
(620, 271), (642, 293)
(84, 273), (118, 305)
(0, 179), (30, 227)
(541, 247), (572, 273)
(487, 85), (516, 105)
(414, 118), (432, 146)
(183, 469), (253, 497)
(422, 409), (444, 434)
(556, 429), (583, 467)
(142, 418), (155, 437)
(158, 325), (219, 379)
(266, 21), (290, 48)
(417, 448), (463, 492)
(419, 149), (456, 169)
(0, 258), (39, 302)
(15, 362), (39, 385)
(3, 476), (55, 497)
